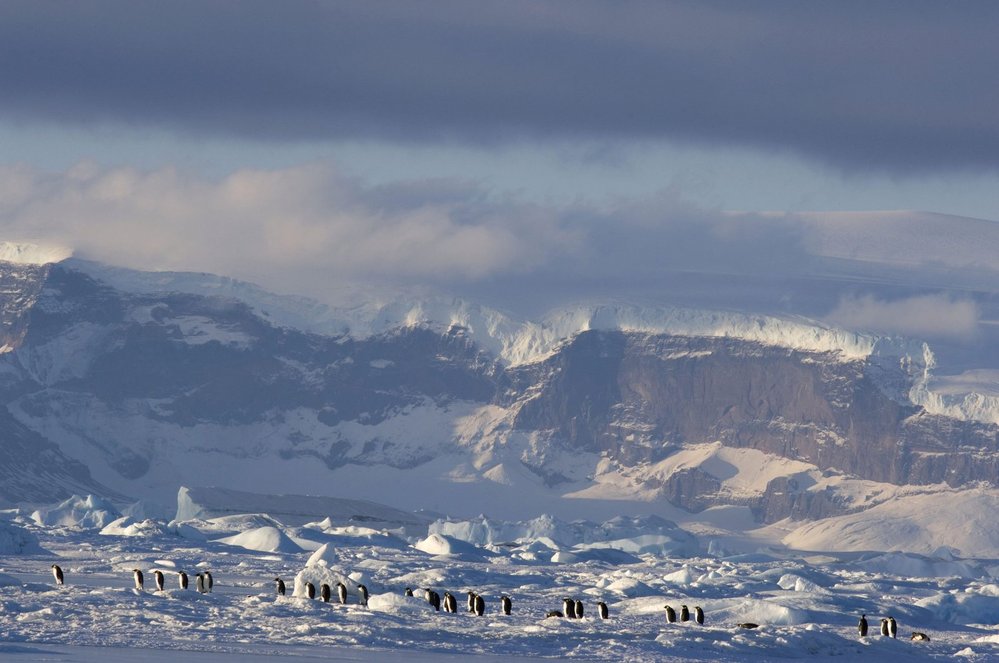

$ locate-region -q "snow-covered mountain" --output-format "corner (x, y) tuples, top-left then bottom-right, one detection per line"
(1, 243), (999, 534)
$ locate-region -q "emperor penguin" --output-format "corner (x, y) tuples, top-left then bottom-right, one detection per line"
(857, 614), (868, 637)
(563, 597), (577, 619)
(153, 570), (165, 592)
(404, 587), (414, 597)
(665, 605), (676, 623)
(597, 601), (609, 620)
(51, 564), (64, 586)
(880, 618), (889, 636)
(911, 632), (930, 642)
(320, 583), (331, 603)
(204, 571), (213, 593)
(680, 605), (690, 622)
(738, 623), (760, 629)
(888, 616), (897, 639)
(574, 599), (584, 619)
(275, 577), (286, 596)
(443, 591), (457, 613)
(357, 583), (369, 607)
(429, 589), (441, 611)
(305, 581), (316, 599)
(133, 569), (144, 591)
(467, 591), (477, 613)
(473, 593), (485, 617)
(694, 606), (704, 625)
(178, 571), (189, 590)
(195, 573), (206, 594)
(337, 582), (347, 605)
(501, 595), (512, 616)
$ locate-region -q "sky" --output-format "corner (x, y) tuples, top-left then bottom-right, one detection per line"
(1, 1), (998, 337)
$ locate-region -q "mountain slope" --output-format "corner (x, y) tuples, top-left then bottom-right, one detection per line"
(1, 252), (998, 525)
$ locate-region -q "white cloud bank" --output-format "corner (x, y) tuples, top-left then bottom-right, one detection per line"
(0, 161), (996, 344)
(826, 294), (980, 342)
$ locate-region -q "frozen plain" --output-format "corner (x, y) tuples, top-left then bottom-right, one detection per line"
(3, 498), (999, 662)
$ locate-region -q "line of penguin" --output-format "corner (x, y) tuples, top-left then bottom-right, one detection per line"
(49, 564), (934, 641)
(51, 564), (215, 594)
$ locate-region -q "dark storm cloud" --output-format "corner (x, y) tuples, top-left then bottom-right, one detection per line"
(1, 1), (998, 172)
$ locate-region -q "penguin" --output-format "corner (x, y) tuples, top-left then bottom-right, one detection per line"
(888, 616), (897, 639)
(665, 605), (676, 623)
(857, 614), (868, 637)
(880, 618), (889, 636)
(680, 604), (690, 622)
(474, 593), (485, 617)
(204, 571), (213, 593)
(429, 590), (441, 611)
(501, 595), (512, 616)
(910, 631), (930, 642)
(133, 569), (144, 591)
(574, 599), (584, 619)
(546, 610), (564, 618)
(563, 597), (577, 619)
(694, 606), (704, 625)
(51, 564), (64, 586)
(153, 570), (165, 592)
(337, 582), (347, 605)
(305, 581), (316, 599)
(467, 591), (477, 613)
(357, 583), (369, 607)
(443, 591), (457, 613)
(275, 577), (286, 596)
(738, 623), (760, 629)
(404, 587), (414, 597)
(597, 601), (609, 620)
(178, 571), (189, 590)
(195, 573), (206, 594)
(320, 583), (331, 603)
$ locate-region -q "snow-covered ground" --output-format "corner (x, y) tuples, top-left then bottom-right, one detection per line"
(3, 497), (999, 662)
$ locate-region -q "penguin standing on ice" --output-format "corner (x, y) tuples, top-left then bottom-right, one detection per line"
(337, 582), (347, 605)
(597, 601), (609, 620)
(665, 605), (676, 623)
(888, 616), (897, 639)
(467, 591), (477, 613)
(320, 583), (331, 603)
(443, 591), (457, 613)
(204, 571), (213, 593)
(305, 581), (316, 599)
(425, 589), (440, 611)
(880, 618), (889, 636)
(275, 577), (286, 596)
(178, 571), (189, 590)
(574, 599), (584, 619)
(51, 564), (64, 586)
(680, 605), (690, 622)
(501, 595), (512, 616)
(195, 573), (206, 594)
(857, 614), (868, 637)
(694, 606), (704, 625)
(473, 593), (485, 617)
(133, 569), (144, 591)
(563, 598), (577, 619)
(357, 584), (369, 607)
(153, 570), (165, 592)
(404, 587), (414, 597)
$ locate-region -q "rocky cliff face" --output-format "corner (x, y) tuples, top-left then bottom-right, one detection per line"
(1, 258), (998, 522)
